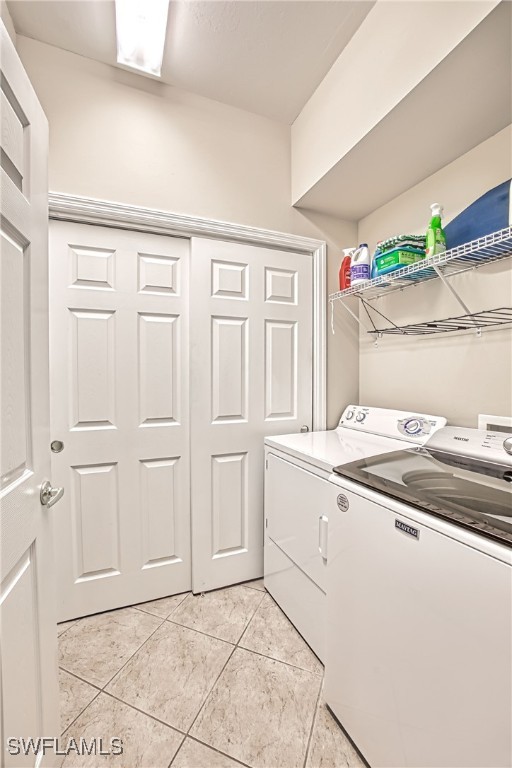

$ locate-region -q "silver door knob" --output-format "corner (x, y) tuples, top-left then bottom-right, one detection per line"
(40, 480), (64, 508)
(300, 425), (310, 433)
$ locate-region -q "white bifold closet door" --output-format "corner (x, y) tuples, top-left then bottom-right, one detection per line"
(190, 238), (313, 592)
(50, 224), (313, 618)
(50, 222), (190, 620)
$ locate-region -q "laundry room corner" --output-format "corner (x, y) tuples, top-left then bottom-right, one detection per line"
(1, 2), (511, 767)
(357, 124), (512, 427)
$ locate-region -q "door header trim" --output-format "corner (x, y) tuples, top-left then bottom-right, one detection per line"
(48, 192), (327, 430)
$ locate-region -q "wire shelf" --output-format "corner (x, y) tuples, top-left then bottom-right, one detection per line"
(329, 226), (512, 303)
(370, 307), (512, 336)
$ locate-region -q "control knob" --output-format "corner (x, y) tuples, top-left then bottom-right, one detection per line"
(504, 437), (512, 455)
(398, 417), (426, 437)
(356, 412), (366, 423)
(404, 418), (421, 435)
(345, 410), (355, 420)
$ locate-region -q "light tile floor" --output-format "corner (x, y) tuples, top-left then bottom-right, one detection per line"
(58, 580), (365, 768)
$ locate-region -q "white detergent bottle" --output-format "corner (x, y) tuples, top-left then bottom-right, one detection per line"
(350, 243), (371, 285)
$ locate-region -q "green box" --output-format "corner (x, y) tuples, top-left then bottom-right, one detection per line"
(375, 248), (425, 273)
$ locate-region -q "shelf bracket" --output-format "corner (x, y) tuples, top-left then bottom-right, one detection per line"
(433, 266), (481, 336)
(331, 298), (371, 335)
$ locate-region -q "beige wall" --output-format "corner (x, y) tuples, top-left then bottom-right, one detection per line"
(1, 1), (16, 44)
(357, 126), (512, 427)
(17, 35), (359, 428)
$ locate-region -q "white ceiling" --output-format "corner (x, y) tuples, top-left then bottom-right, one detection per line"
(7, 0), (374, 123)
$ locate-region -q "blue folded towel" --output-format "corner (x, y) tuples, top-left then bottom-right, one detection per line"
(444, 179), (512, 250)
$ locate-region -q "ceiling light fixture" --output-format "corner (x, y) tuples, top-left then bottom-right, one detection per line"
(115, 0), (170, 78)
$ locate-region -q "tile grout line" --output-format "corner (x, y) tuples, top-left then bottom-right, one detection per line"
(164, 616), (236, 646)
(240, 581), (266, 593)
(176, 734), (254, 768)
(57, 620), (79, 639)
(58, 613), (171, 741)
(235, 590), (266, 650)
(237, 587), (323, 768)
(134, 591), (189, 620)
(61, 687), (103, 738)
(58, 667), (102, 693)
(236, 592), (323, 674)
(180, 588), (267, 753)
(100, 614), (168, 692)
(236, 590), (267, 648)
(235, 644), (323, 677)
(303, 677), (324, 768)
(184, 642), (238, 737)
(236, 587), (324, 675)
(167, 734), (187, 768)
(164, 586), (266, 646)
(102, 688), (188, 735)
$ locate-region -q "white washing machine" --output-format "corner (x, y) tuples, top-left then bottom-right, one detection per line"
(326, 426), (512, 768)
(263, 405), (447, 661)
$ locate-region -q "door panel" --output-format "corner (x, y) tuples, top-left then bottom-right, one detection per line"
(265, 319), (297, 419)
(138, 312), (181, 424)
(70, 308), (116, 428)
(139, 457), (181, 567)
(50, 223), (190, 620)
(191, 238), (313, 592)
(0, 19), (59, 763)
(72, 462), (120, 580)
(211, 316), (248, 422)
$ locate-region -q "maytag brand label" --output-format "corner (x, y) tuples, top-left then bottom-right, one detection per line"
(395, 519), (419, 539)
(337, 494), (349, 512)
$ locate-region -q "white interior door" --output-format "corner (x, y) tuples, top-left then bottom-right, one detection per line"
(50, 222), (190, 620)
(190, 238), (313, 592)
(0, 21), (60, 764)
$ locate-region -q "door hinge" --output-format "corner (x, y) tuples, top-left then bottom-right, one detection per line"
(265, 518), (268, 528)
(265, 459), (268, 470)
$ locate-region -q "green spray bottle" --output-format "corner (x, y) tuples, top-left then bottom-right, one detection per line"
(426, 203), (446, 258)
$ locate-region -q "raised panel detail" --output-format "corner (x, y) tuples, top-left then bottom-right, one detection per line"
(1, 85), (25, 189)
(138, 313), (180, 426)
(72, 463), (119, 581)
(70, 309), (116, 429)
(0, 233), (28, 489)
(212, 260), (247, 299)
(265, 267), (297, 304)
(69, 245), (115, 290)
(265, 320), (297, 420)
(211, 317), (248, 423)
(0, 548), (41, 741)
(211, 452), (248, 558)
(138, 253), (180, 295)
(140, 458), (181, 568)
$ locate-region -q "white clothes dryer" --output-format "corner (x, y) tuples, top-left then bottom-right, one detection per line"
(263, 405), (446, 661)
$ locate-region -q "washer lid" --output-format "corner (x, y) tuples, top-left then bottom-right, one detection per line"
(333, 447), (512, 547)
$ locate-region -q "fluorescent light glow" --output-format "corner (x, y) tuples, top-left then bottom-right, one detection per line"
(115, 0), (170, 77)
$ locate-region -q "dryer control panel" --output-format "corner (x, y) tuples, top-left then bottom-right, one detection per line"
(338, 405), (447, 444)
